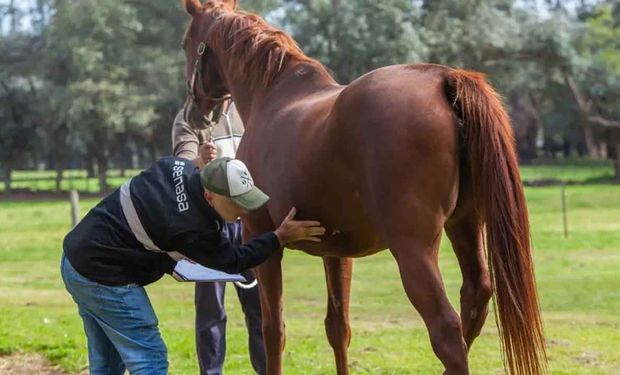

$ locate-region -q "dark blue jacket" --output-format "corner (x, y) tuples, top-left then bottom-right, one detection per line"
(64, 156), (278, 286)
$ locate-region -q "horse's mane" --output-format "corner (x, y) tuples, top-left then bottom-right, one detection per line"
(205, 5), (327, 88)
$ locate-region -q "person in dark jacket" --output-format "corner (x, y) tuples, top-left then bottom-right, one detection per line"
(61, 155), (324, 375)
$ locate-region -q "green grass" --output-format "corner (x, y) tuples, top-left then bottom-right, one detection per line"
(1, 185), (620, 374)
(520, 159), (615, 183)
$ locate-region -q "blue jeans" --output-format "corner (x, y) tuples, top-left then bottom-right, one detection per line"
(61, 254), (168, 375)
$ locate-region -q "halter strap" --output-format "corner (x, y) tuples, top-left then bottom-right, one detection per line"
(184, 41), (232, 140)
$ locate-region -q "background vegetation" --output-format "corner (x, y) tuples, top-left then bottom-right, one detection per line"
(1, 0), (619, 193)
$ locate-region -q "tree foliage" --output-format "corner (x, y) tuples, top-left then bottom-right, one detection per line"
(0, 0), (619, 188)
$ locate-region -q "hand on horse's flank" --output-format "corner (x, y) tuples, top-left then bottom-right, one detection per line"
(274, 207), (326, 246)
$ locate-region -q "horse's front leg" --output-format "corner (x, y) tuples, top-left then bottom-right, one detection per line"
(323, 256), (353, 375)
(255, 248), (285, 375)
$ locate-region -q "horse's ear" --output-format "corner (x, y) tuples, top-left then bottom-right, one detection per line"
(183, 0), (202, 16)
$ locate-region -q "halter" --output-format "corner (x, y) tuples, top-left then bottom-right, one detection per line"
(183, 41), (232, 140)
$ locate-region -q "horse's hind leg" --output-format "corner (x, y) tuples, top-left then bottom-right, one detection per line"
(445, 214), (492, 349)
(323, 256), (353, 375)
(390, 234), (469, 375)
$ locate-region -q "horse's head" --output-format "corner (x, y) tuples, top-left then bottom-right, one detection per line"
(181, 0), (321, 125)
(181, 0), (236, 125)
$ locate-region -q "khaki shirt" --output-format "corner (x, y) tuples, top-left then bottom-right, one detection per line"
(171, 102), (244, 160)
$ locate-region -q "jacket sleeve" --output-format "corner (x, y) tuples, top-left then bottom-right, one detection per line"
(171, 110), (201, 160)
(174, 229), (280, 274)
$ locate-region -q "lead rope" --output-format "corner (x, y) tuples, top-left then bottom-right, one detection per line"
(235, 278), (258, 289)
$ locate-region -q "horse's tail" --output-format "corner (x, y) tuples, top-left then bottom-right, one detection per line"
(445, 69), (547, 375)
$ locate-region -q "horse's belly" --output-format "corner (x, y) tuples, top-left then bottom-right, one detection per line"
(287, 216), (385, 258)
(288, 240), (385, 258)
(274, 171), (386, 257)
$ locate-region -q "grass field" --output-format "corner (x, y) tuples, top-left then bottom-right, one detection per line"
(1, 159), (615, 193)
(0, 169), (619, 373)
(520, 159), (616, 184)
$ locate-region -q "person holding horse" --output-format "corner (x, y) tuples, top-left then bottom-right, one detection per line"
(172, 101), (266, 375)
(61, 148), (326, 374)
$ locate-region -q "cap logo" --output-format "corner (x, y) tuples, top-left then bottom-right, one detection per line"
(240, 171), (253, 189)
(227, 159), (255, 196)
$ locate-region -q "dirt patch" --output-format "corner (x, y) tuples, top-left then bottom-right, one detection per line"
(0, 353), (86, 375)
(573, 351), (602, 367)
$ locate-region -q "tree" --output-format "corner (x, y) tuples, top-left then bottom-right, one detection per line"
(282, 0), (426, 83)
(578, 2), (620, 180)
(47, 0), (159, 192)
(0, 2), (44, 193)
(0, 80), (37, 193)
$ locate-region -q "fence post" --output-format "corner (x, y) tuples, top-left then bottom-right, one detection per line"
(561, 184), (568, 238)
(70, 189), (80, 228)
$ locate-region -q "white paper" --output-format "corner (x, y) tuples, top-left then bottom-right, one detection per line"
(172, 259), (246, 283)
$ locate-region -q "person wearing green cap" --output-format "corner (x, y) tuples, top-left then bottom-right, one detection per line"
(60, 150), (325, 374)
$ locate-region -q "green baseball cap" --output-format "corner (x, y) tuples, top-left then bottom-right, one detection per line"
(200, 157), (270, 210)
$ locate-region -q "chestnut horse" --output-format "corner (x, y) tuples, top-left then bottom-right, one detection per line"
(181, 1), (546, 374)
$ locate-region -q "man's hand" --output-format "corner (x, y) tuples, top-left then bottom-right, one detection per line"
(199, 141), (218, 164)
(193, 141), (218, 169)
(274, 207), (326, 246)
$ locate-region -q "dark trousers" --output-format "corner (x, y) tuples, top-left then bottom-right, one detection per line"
(195, 222), (265, 375)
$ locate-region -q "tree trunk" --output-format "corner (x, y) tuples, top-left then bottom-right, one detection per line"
(147, 139), (158, 164)
(611, 129), (620, 184)
(86, 157), (95, 178)
(562, 70), (600, 158)
(97, 155), (108, 194)
(511, 95), (542, 163)
(3, 167), (12, 195)
(583, 124), (598, 158)
(120, 141), (129, 178)
(55, 168), (63, 192)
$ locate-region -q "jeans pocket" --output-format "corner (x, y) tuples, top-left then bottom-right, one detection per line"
(62, 257), (97, 288)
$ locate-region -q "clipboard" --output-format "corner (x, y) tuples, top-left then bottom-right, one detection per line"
(172, 259), (246, 283)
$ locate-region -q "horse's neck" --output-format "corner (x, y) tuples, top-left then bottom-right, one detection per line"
(228, 60), (339, 124)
